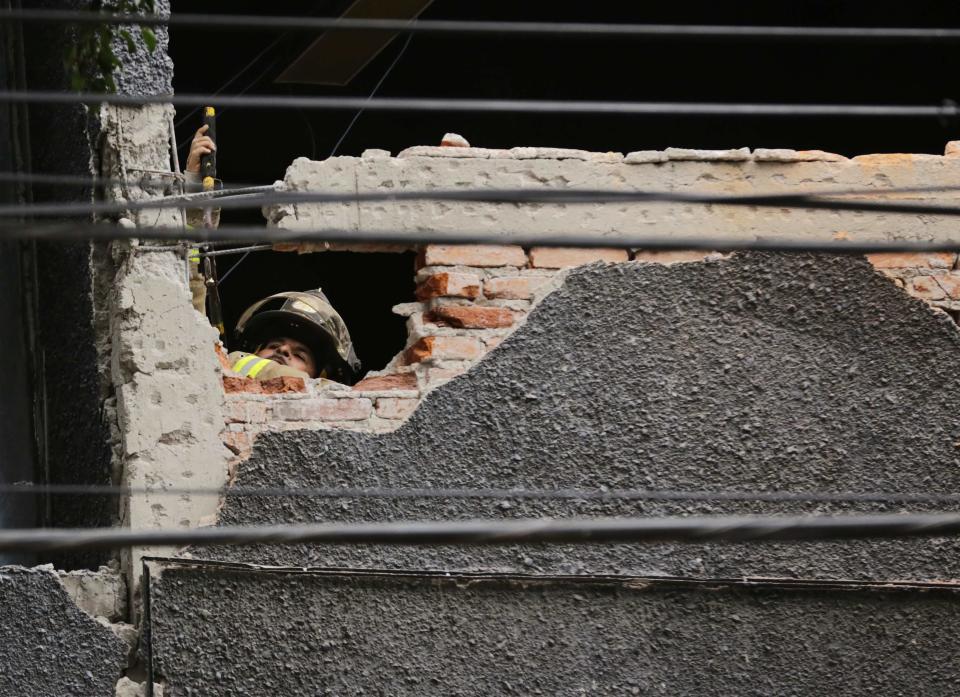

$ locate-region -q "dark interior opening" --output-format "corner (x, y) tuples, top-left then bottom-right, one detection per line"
(215, 249), (416, 376)
(169, 0), (960, 189)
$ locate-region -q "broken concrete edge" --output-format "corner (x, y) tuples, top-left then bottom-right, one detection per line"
(1, 564), (143, 694)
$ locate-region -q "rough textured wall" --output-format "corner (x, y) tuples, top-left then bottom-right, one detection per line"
(111, 250), (227, 596)
(0, 566), (127, 696)
(212, 254), (960, 579)
(20, 0), (112, 568)
(267, 147), (960, 242)
(150, 567), (960, 696)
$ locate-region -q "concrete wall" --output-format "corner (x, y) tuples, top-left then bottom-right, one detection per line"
(267, 146), (960, 242)
(0, 566), (127, 696)
(149, 566), (960, 696)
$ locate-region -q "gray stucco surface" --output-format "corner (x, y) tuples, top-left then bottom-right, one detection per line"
(0, 566), (127, 697)
(150, 566), (960, 696)
(212, 253), (960, 579)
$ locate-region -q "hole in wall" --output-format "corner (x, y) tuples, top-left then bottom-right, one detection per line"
(212, 248), (416, 376)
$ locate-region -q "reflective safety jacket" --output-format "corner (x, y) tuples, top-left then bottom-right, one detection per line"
(227, 351), (311, 381)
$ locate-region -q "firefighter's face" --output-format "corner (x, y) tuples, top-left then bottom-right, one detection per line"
(257, 337), (318, 378)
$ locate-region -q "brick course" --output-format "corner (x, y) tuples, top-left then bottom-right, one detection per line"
(529, 247), (629, 268)
(421, 244), (527, 268)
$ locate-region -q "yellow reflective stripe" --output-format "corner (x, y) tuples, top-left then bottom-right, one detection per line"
(232, 355), (257, 375)
(247, 358), (273, 378)
(188, 248), (200, 263)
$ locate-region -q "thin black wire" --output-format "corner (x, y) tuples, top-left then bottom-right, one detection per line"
(8, 183), (960, 220)
(3, 90), (958, 119)
(6, 9), (960, 43)
(329, 32), (414, 157)
(4, 513), (960, 552)
(5, 482), (960, 505)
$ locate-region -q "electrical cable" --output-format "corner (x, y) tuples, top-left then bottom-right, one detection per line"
(6, 220), (960, 253)
(3, 90), (959, 119)
(5, 482), (960, 505)
(329, 32), (415, 157)
(6, 183), (960, 220)
(4, 512), (960, 552)
(5, 9), (960, 44)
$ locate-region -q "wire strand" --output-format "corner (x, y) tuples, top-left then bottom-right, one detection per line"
(5, 9), (960, 43)
(4, 512), (960, 552)
(6, 183), (960, 220)
(3, 90), (958, 119)
(5, 482), (960, 505)
(5, 220), (960, 253)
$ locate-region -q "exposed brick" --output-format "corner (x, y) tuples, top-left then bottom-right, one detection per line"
(420, 244), (527, 268)
(375, 397), (419, 420)
(935, 273), (960, 300)
(632, 250), (713, 264)
(221, 430), (251, 457)
(909, 276), (946, 300)
(260, 376), (307, 394)
(427, 305), (515, 329)
(353, 372), (419, 391)
(483, 276), (549, 300)
(224, 400), (268, 424)
(415, 272), (481, 300)
(424, 364), (468, 384)
(404, 336), (484, 363)
(214, 343), (233, 371)
(529, 247), (629, 268)
(274, 398), (372, 422)
(866, 252), (955, 269)
(223, 376), (263, 394)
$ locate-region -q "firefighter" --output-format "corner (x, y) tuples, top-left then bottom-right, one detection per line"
(227, 289), (361, 385)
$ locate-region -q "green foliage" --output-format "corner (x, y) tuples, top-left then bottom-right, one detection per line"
(66, 0), (159, 93)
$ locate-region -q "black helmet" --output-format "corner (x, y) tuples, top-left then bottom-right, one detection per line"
(234, 289), (361, 383)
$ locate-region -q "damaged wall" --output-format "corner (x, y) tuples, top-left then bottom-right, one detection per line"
(212, 254), (960, 580)
(0, 566), (128, 696)
(149, 567), (960, 696)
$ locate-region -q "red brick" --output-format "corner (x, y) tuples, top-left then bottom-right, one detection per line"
(427, 305), (515, 329)
(483, 276), (549, 300)
(224, 400), (267, 424)
(909, 276), (946, 300)
(866, 252), (955, 269)
(375, 397), (418, 420)
(420, 244), (527, 268)
(404, 336), (484, 364)
(529, 247), (628, 268)
(214, 343), (233, 371)
(259, 376), (307, 394)
(633, 250), (712, 264)
(424, 365), (467, 384)
(935, 273), (960, 300)
(274, 398), (372, 421)
(221, 431), (251, 457)
(415, 272), (481, 300)
(353, 372), (418, 391)
(223, 376), (263, 394)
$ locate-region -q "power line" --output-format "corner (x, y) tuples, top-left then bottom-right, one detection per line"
(7, 183), (960, 220)
(2, 90), (958, 119)
(5, 482), (960, 505)
(4, 512), (960, 552)
(5, 221), (960, 254)
(5, 9), (960, 44)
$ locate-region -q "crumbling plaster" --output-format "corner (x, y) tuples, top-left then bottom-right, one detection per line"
(99, 103), (228, 599)
(266, 145), (960, 242)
